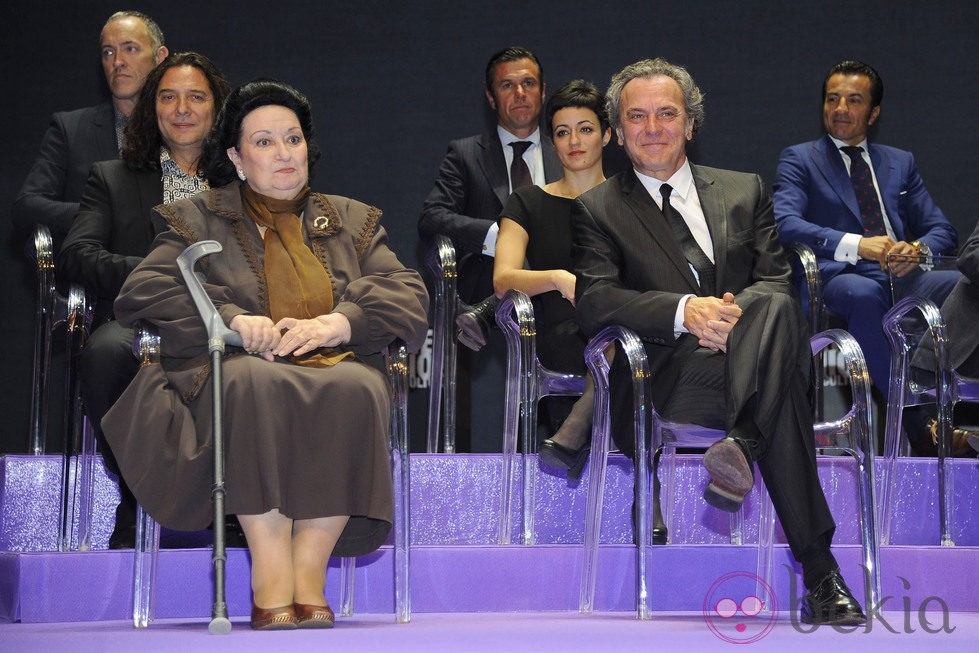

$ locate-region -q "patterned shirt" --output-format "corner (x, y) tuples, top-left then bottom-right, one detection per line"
(160, 148), (209, 204)
(113, 108), (128, 152)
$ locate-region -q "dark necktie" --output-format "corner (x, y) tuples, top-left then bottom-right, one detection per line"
(840, 145), (887, 237)
(661, 183), (715, 296)
(509, 141), (533, 190)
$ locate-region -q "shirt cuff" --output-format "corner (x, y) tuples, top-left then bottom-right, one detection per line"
(481, 222), (499, 257)
(835, 232), (862, 264)
(674, 294), (695, 336)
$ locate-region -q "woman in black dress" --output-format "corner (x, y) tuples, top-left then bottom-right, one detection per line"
(493, 80), (611, 477)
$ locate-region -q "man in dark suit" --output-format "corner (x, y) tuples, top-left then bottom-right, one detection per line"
(12, 11), (167, 241)
(419, 46), (562, 333)
(417, 47), (561, 450)
(56, 52), (228, 548)
(773, 60), (958, 393)
(572, 58), (865, 625)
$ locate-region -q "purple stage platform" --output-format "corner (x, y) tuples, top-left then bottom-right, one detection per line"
(1, 453), (977, 624)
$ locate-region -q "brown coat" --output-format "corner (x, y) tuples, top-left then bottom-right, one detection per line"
(103, 183), (428, 555)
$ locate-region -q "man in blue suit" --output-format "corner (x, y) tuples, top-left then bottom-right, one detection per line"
(774, 60), (958, 394)
(12, 11), (168, 242)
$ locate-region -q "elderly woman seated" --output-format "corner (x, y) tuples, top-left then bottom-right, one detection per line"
(103, 79), (428, 629)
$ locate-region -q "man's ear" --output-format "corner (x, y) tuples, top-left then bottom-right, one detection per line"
(485, 90), (496, 111)
(154, 45), (169, 64)
(616, 127), (624, 146)
(868, 105), (881, 126)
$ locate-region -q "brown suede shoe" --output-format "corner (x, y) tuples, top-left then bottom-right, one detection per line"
(294, 602), (335, 629)
(250, 602), (298, 630)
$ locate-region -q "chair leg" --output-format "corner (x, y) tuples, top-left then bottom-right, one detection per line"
(755, 477), (776, 612)
(132, 504), (160, 628)
(76, 415), (97, 551)
(498, 312), (523, 545)
(339, 557), (356, 616)
(578, 400), (611, 614)
(427, 290), (446, 454)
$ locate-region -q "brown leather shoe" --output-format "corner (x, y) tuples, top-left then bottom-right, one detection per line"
(250, 602), (298, 630)
(294, 602), (335, 629)
(703, 437), (754, 512)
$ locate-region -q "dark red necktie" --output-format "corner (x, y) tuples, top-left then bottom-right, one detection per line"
(841, 145), (886, 237)
(509, 141), (533, 190)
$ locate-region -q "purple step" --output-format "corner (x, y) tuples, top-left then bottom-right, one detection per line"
(2, 454), (977, 550)
(1, 454), (977, 623)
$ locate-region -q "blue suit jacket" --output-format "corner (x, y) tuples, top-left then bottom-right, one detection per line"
(773, 134), (957, 283)
(418, 131), (561, 301)
(13, 103), (119, 239)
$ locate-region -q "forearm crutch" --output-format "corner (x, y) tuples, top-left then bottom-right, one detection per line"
(176, 240), (242, 635)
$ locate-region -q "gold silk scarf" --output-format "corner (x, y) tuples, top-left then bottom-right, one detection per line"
(241, 183), (353, 367)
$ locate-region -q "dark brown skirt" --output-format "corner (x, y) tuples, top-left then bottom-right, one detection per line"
(103, 355), (393, 557)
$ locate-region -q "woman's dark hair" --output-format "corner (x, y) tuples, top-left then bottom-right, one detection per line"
(202, 79), (322, 187)
(546, 79), (609, 135)
(120, 51), (230, 171)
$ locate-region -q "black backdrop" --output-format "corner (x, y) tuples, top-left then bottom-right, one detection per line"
(2, 0), (976, 453)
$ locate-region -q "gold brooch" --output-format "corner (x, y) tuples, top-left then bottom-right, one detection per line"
(313, 216), (329, 230)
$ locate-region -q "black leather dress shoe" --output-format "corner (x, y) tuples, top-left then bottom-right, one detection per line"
(455, 295), (500, 351)
(702, 437), (754, 512)
(539, 438), (590, 480)
(801, 570), (866, 625)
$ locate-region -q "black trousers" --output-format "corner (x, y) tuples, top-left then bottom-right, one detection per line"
(78, 319), (139, 514)
(610, 292), (836, 561)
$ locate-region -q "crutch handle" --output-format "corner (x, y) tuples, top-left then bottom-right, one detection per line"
(176, 241), (243, 350)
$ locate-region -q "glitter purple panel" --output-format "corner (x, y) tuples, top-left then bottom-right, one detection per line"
(2, 454), (977, 549)
(1, 454), (977, 623)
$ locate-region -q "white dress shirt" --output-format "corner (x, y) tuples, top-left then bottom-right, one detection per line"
(635, 161), (713, 336)
(828, 135), (896, 264)
(482, 126), (546, 257)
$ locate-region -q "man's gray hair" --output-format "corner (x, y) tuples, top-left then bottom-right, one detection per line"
(102, 11), (166, 51)
(606, 58), (705, 134)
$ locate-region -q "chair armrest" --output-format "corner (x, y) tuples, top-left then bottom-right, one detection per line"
(496, 288), (536, 340)
(811, 328), (873, 424)
(425, 235), (457, 281)
(132, 320), (161, 366)
(787, 242), (823, 335)
(31, 224), (54, 272)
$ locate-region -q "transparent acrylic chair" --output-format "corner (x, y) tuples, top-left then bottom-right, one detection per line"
(880, 291), (976, 548)
(28, 223), (95, 551)
(131, 324), (412, 626)
(880, 251), (965, 547)
(424, 235), (459, 453)
(495, 289), (585, 545)
(577, 325), (880, 620)
(788, 241), (829, 419)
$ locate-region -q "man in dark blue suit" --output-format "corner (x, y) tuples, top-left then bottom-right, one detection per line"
(12, 11), (167, 241)
(774, 60), (958, 393)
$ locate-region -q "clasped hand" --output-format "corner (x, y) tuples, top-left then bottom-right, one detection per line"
(229, 313), (352, 361)
(858, 236), (919, 277)
(683, 292), (742, 353)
